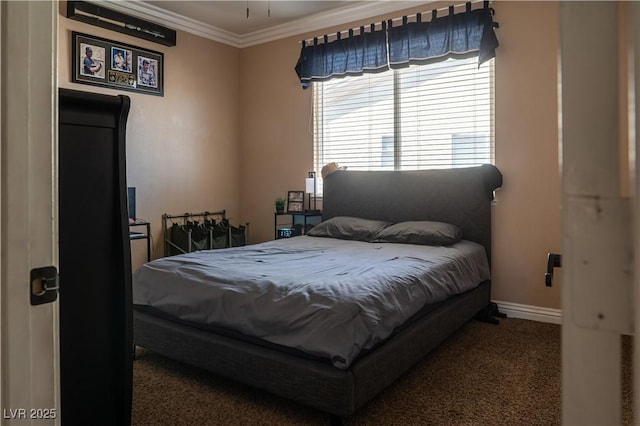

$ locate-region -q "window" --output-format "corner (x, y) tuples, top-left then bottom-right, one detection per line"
(313, 56), (494, 187)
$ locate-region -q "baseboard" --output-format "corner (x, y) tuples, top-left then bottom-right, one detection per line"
(492, 300), (562, 324)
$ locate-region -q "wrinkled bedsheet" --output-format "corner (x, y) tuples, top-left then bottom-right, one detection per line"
(133, 236), (489, 369)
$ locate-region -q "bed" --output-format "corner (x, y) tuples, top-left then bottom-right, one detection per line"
(132, 164), (503, 418)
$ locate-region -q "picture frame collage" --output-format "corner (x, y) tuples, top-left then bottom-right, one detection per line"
(72, 31), (164, 96)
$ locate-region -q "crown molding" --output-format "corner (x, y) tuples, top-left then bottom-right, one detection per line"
(95, 0), (244, 47)
(96, 1), (432, 48)
(239, 1), (431, 48)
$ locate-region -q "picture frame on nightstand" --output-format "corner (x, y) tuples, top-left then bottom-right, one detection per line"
(287, 191), (304, 213)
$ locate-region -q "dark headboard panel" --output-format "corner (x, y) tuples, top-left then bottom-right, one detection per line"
(323, 164), (502, 263)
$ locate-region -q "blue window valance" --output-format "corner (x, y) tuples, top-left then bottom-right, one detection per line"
(388, 5), (498, 68)
(294, 2), (499, 88)
(294, 23), (388, 87)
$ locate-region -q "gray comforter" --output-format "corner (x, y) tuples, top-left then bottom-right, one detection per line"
(133, 236), (489, 369)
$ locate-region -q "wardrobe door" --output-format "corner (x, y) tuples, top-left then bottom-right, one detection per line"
(58, 88), (132, 425)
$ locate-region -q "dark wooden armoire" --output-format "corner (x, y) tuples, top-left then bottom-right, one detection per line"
(58, 88), (132, 425)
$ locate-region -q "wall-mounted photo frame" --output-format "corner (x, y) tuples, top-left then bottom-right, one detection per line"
(287, 191), (304, 213)
(72, 31), (164, 96)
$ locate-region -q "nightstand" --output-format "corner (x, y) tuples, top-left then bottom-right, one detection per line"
(274, 212), (322, 239)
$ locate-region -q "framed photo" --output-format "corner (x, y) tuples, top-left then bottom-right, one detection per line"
(111, 47), (132, 73)
(287, 191), (305, 213)
(287, 202), (303, 213)
(72, 32), (164, 96)
(288, 191), (304, 202)
(137, 56), (159, 88)
(79, 42), (105, 79)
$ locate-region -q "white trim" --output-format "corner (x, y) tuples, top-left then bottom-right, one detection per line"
(493, 300), (562, 324)
(96, 0), (433, 48)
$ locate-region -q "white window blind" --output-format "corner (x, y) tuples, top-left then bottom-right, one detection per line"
(313, 56), (494, 188)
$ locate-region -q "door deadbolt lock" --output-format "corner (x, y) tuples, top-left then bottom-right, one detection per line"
(30, 266), (58, 306)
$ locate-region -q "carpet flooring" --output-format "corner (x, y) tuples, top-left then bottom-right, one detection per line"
(131, 318), (632, 425)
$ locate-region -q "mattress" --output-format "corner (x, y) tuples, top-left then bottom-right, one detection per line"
(133, 236), (490, 369)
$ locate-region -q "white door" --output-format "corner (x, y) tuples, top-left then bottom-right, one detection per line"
(0, 2), (59, 425)
(559, 2), (635, 424)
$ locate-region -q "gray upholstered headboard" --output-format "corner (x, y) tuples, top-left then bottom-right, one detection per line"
(322, 164), (502, 263)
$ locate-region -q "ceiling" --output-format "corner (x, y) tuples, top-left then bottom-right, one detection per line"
(101, 0), (431, 48)
(145, 1), (359, 36)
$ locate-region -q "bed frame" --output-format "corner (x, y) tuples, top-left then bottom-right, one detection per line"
(133, 164), (503, 418)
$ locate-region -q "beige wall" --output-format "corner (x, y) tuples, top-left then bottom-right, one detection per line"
(491, 2), (561, 308)
(58, 8), (242, 269)
(239, 1), (563, 309)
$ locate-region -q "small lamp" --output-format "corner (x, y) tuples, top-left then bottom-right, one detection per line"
(305, 171), (318, 213)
